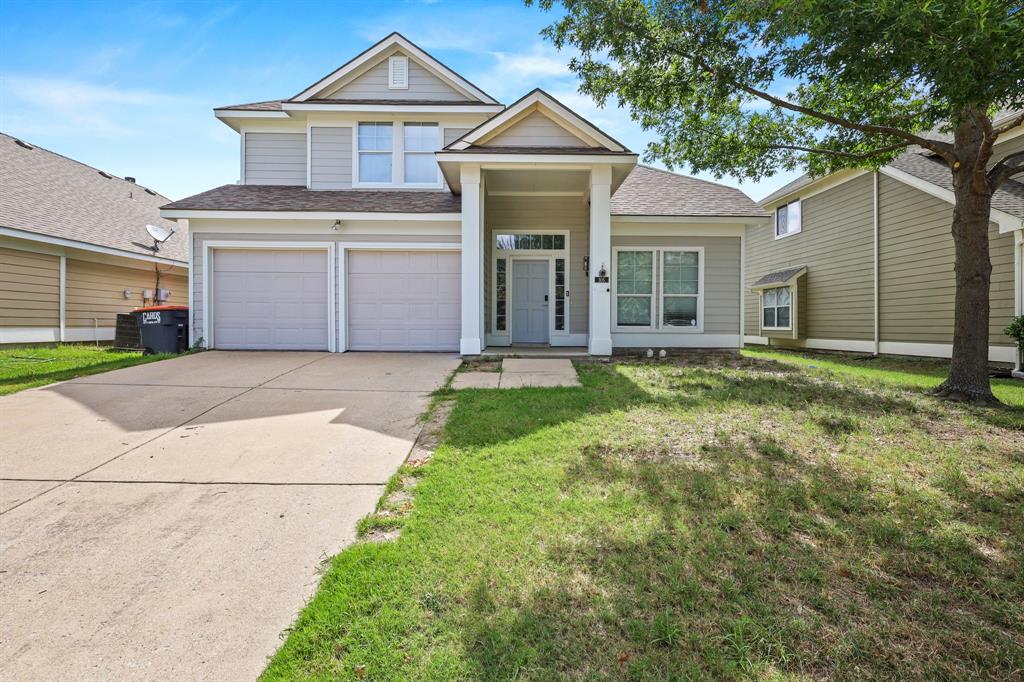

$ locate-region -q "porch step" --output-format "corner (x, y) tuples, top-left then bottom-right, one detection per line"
(480, 346), (590, 359)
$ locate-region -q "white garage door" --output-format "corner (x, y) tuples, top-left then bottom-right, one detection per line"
(211, 249), (329, 350)
(347, 250), (460, 351)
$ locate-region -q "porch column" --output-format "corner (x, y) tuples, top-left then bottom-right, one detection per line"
(588, 165), (613, 355)
(460, 164), (483, 355)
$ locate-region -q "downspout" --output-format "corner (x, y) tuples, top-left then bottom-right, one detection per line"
(873, 171), (879, 356)
(58, 255), (66, 343)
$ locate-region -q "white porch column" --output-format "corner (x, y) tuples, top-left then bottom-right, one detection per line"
(460, 164), (483, 355)
(588, 165), (613, 355)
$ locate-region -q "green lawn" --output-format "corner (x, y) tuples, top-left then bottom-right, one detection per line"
(0, 344), (169, 395)
(264, 353), (1023, 681)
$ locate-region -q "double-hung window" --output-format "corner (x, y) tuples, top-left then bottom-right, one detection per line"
(775, 199), (801, 239)
(358, 122), (393, 184)
(403, 122), (439, 184)
(761, 287), (791, 329)
(614, 248), (703, 330)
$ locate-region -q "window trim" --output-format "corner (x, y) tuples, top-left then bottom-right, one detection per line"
(353, 121), (443, 189)
(611, 246), (705, 333)
(774, 199), (802, 240)
(760, 285), (792, 331)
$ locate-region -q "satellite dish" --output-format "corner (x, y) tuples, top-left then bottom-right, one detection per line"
(146, 224), (174, 243)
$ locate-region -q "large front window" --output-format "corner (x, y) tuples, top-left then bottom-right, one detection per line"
(615, 248), (703, 329)
(762, 286), (791, 329)
(358, 122), (393, 183)
(403, 122), (439, 184)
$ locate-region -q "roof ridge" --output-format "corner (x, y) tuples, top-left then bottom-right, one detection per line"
(0, 131), (171, 202)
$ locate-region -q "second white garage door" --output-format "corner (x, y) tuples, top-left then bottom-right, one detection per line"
(347, 250), (460, 351)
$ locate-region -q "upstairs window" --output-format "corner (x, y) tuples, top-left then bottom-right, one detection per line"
(358, 122), (393, 183)
(775, 199), (801, 239)
(762, 286), (792, 329)
(388, 56), (409, 89)
(403, 123), (439, 184)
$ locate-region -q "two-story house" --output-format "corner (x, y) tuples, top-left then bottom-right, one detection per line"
(161, 33), (766, 355)
(745, 112), (1024, 370)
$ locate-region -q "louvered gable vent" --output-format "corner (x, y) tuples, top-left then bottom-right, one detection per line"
(388, 55), (409, 89)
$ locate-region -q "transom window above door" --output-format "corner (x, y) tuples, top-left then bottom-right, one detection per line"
(495, 233), (566, 250)
(614, 248), (704, 330)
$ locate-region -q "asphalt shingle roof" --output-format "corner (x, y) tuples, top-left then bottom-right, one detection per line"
(889, 150), (1024, 219)
(0, 133), (186, 262)
(611, 165), (766, 217)
(752, 266), (806, 287)
(161, 184), (462, 213)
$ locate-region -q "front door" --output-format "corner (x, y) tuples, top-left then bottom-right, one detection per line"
(511, 260), (549, 344)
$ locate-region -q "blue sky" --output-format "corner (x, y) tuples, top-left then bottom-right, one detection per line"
(0, 0), (799, 201)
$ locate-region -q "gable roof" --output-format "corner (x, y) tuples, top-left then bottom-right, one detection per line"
(445, 89), (628, 152)
(0, 133), (186, 263)
(611, 165), (766, 218)
(290, 32), (498, 104)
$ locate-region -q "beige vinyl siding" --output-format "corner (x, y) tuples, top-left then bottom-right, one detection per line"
(444, 128), (472, 147)
(745, 173), (875, 340)
(483, 111), (589, 148)
(878, 175), (1015, 346)
(190, 232), (460, 344)
(310, 127), (352, 190)
(991, 129), (1024, 164)
(325, 51), (469, 101)
(64, 259), (186, 328)
(611, 234), (741, 334)
(0, 247), (60, 327)
(484, 196), (589, 335)
(244, 132), (306, 186)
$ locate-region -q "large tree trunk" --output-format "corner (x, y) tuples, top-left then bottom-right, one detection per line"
(933, 124), (997, 404)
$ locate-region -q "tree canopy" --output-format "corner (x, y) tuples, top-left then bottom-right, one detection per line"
(533, 0), (1024, 182)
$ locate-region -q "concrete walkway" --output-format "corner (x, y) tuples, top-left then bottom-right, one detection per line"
(0, 351), (459, 681)
(452, 358), (581, 389)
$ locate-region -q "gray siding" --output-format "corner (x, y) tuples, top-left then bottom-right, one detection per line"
(878, 175), (1015, 345)
(325, 51), (469, 101)
(484, 196), (590, 335)
(244, 132), (306, 186)
(745, 173), (875, 340)
(484, 111), (588, 147)
(191, 232), (459, 345)
(612, 235), (741, 334)
(310, 126), (352, 190)
(444, 127), (471, 147)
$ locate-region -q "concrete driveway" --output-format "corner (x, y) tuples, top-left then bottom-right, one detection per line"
(0, 351), (459, 681)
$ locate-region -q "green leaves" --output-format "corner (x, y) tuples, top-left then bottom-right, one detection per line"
(532, 0), (1024, 179)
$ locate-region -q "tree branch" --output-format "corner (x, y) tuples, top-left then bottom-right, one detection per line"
(988, 149), (1024, 188)
(993, 111), (1024, 137)
(761, 142), (909, 161)
(716, 71), (959, 165)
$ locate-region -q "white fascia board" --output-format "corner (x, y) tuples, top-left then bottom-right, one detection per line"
(293, 33), (498, 104)
(436, 153), (637, 165)
(612, 215), (768, 225)
(879, 165), (1023, 234)
(160, 209), (461, 221)
(0, 226), (186, 266)
(215, 110), (289, 119)
(282, 102), (504, 114)
(449, 91), (624, 152)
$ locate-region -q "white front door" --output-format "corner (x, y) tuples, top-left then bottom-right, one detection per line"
(511, 259), (549, 344)
(346, 250), (460, 351)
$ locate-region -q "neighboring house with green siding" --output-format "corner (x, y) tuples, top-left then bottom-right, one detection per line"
(745, 113), (1024, 369)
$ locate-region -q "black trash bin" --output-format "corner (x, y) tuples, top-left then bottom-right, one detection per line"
(133, 305), (189, 355)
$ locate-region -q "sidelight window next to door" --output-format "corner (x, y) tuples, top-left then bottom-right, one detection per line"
(614, 248), (702, 330)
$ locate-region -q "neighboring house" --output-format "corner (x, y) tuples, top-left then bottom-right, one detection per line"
(0, 133), (188, 344)
(745, 113), (1024, 369)
(160, 33), (765, 355)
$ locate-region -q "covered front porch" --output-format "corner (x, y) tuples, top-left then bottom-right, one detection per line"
(445, 162), (634, 356)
